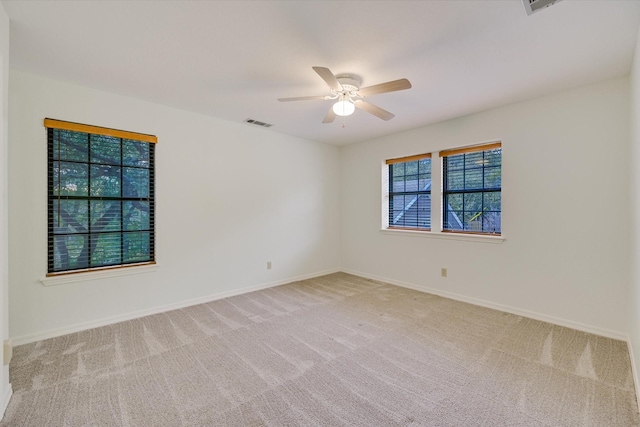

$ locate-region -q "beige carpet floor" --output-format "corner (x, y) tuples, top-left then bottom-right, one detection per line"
(1, 272), (639, 426)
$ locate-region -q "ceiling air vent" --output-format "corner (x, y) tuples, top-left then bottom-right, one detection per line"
(244, 118), (273, 128)
(523, 0), (562, 16)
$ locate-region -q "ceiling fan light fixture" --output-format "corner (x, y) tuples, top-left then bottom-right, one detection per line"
(277, 66), (411, 123)
(332, 99), (355, 116)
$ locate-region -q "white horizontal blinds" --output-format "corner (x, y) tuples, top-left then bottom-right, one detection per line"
(441, 142), (502, 235)
(387, 153), (432, 230)
(45, 119), (156, 275)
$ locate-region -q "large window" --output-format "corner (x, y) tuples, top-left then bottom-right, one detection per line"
(386, 153), (432, 230)
(441, 142), (501, 235)
(45, 119), (156, 275)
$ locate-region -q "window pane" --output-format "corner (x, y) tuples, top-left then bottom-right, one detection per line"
(405, 161), (418, 176)
(54, 161), (89, 196)
(123, 167), (149, 198)
(402, 201), (418, 227)
(405, 175), (419, 192)
(390, 194), (406, 225)
(90, 134), (121, 164)
(484, 166), (501, 189)
(53, 129), (88, 162)
(90, 233), (122, 266)
(390, 195), (405, 224)
(53, 234), (89, 271)
(463, 192), (482, 213)
(418, 173), (429, 190)
(443, 205), (462, 230)
(483, 212), (501, 234)
(90, 200), (122, 232)
(483, 192), (501, 211)
(485, 149), (502, 167)
(445, 193), (463, 214)
(391, 178), (405, 193)
(446, 169), (464, 191)
(124, 201), (150, 231)
(123, 139), (149, 167)
(53, 200), (88, 234)
(464, 211), (482, 231)
(416, 194), (430, 229)
(443, 195), (464, 231)
(465, 168), (483, 190)
(124, 232), (151, 262)
(390, 194), (430, 229)
(447, 154), (464, 170)
(90, 165), (121, 197)
(392, 163), (405, 178)
(465, 152), (484, 169)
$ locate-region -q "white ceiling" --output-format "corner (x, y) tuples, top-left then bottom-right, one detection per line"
(3, 0), (640, 146)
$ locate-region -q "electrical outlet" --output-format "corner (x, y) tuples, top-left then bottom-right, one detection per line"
(441, 268), (447, 278)
(267, 261), (272, 270)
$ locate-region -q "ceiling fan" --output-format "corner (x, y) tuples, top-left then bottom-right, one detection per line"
(278, 66), (412, 123)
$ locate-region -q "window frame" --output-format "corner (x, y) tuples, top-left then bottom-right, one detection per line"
(45, 118), (157, 276)
(385, 153), (432, 232)
(440, 142), (502, 236)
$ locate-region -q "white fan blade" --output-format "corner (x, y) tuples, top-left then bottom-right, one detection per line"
(358, 78), (412, 97)
(322, 107), (336, 124)
(355, 100), (395, 121)
(278, 95), (328, 102)
(313, 66), (343, 92)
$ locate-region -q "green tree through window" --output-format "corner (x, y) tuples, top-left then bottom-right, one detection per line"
(441, 143), (501, 234)
(46, 119), (156, 274)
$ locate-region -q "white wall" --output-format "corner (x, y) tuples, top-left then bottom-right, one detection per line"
(629, 24), (640, 406)
(0, 0), (10, 417)
(5, 47), (634, 359)
(8, 70), (341, 342)
(341, 76), (630, 337)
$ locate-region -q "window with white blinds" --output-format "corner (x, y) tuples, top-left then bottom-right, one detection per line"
(45, 119), (157, 275)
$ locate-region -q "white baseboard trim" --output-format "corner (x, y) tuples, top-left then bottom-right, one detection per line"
(1, 384), (12, 420)
(11, 268), (340, 346)
(342, 268), (628, 341)
(9, 266), (629, 345)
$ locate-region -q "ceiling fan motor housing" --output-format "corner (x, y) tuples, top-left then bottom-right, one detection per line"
(335, 74), (362, 93)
